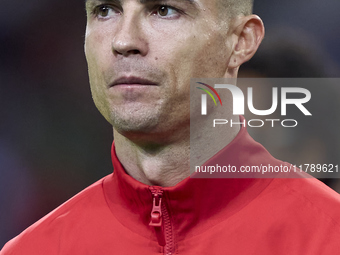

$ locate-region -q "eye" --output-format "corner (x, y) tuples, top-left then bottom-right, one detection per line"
(98, 6), (110, 17)
(93, 5), (118, 19)
(155, 5), (180, 18)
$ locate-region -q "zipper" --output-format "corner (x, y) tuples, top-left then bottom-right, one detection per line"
(149, 186), (175, 255)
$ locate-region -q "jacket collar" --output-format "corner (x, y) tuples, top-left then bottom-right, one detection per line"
(103, 121), (274, 241)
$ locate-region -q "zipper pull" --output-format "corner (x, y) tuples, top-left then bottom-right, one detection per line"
(149, 187), (166, 246)
(150, 195), (162, 227)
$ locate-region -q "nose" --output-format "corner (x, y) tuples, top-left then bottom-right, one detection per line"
(112, 13), (148, 57)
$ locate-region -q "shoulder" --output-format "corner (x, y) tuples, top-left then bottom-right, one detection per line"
(240, 175), (340, 253)
(260, 175), (340, 233)
(1, 175), (111, 254)
(269, 176), (340, 217)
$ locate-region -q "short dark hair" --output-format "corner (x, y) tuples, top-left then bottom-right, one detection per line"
(219, 0), (254, 18)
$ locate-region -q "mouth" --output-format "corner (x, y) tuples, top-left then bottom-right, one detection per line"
(110, 76), (158, 88)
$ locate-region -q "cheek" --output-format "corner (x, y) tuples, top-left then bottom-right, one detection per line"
(161, 29), (230, 80)
(85, 35), (113, 122)
(85, 29), (112, 91)
(85, 24), (113, 74)
(86, 50), (103, 99)
(194, 34), (231, 77)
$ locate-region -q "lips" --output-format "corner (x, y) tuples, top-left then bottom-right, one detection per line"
(110, 76), (158, 87)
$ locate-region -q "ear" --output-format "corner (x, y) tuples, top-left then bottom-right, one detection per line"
(228, 15), (265, 69)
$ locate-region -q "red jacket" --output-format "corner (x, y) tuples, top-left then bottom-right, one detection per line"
(2, 125), (340, 254)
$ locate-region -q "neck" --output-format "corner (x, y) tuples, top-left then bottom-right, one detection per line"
(114, 118), (239, 188)
(114, 131), (190, 187)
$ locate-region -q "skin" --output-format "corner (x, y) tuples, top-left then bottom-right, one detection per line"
(85, 0), (264, 186)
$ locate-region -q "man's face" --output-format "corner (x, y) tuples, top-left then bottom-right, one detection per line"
(85, 0), (234, 138)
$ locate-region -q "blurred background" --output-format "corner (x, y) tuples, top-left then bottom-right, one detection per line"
(1, 0), (340, 248)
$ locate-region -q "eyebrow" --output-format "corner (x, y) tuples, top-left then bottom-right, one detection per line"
(85, 0), (120, 6)
(140, 0), (195, 4)
(86, 0), (196, 6)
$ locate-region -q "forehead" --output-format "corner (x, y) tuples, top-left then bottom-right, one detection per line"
(85, 0), (197, 5)
(85, 0), (219, 9)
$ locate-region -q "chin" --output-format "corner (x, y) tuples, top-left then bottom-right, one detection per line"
(111, 112), (161, 135)
(109, 101), (164, 131)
